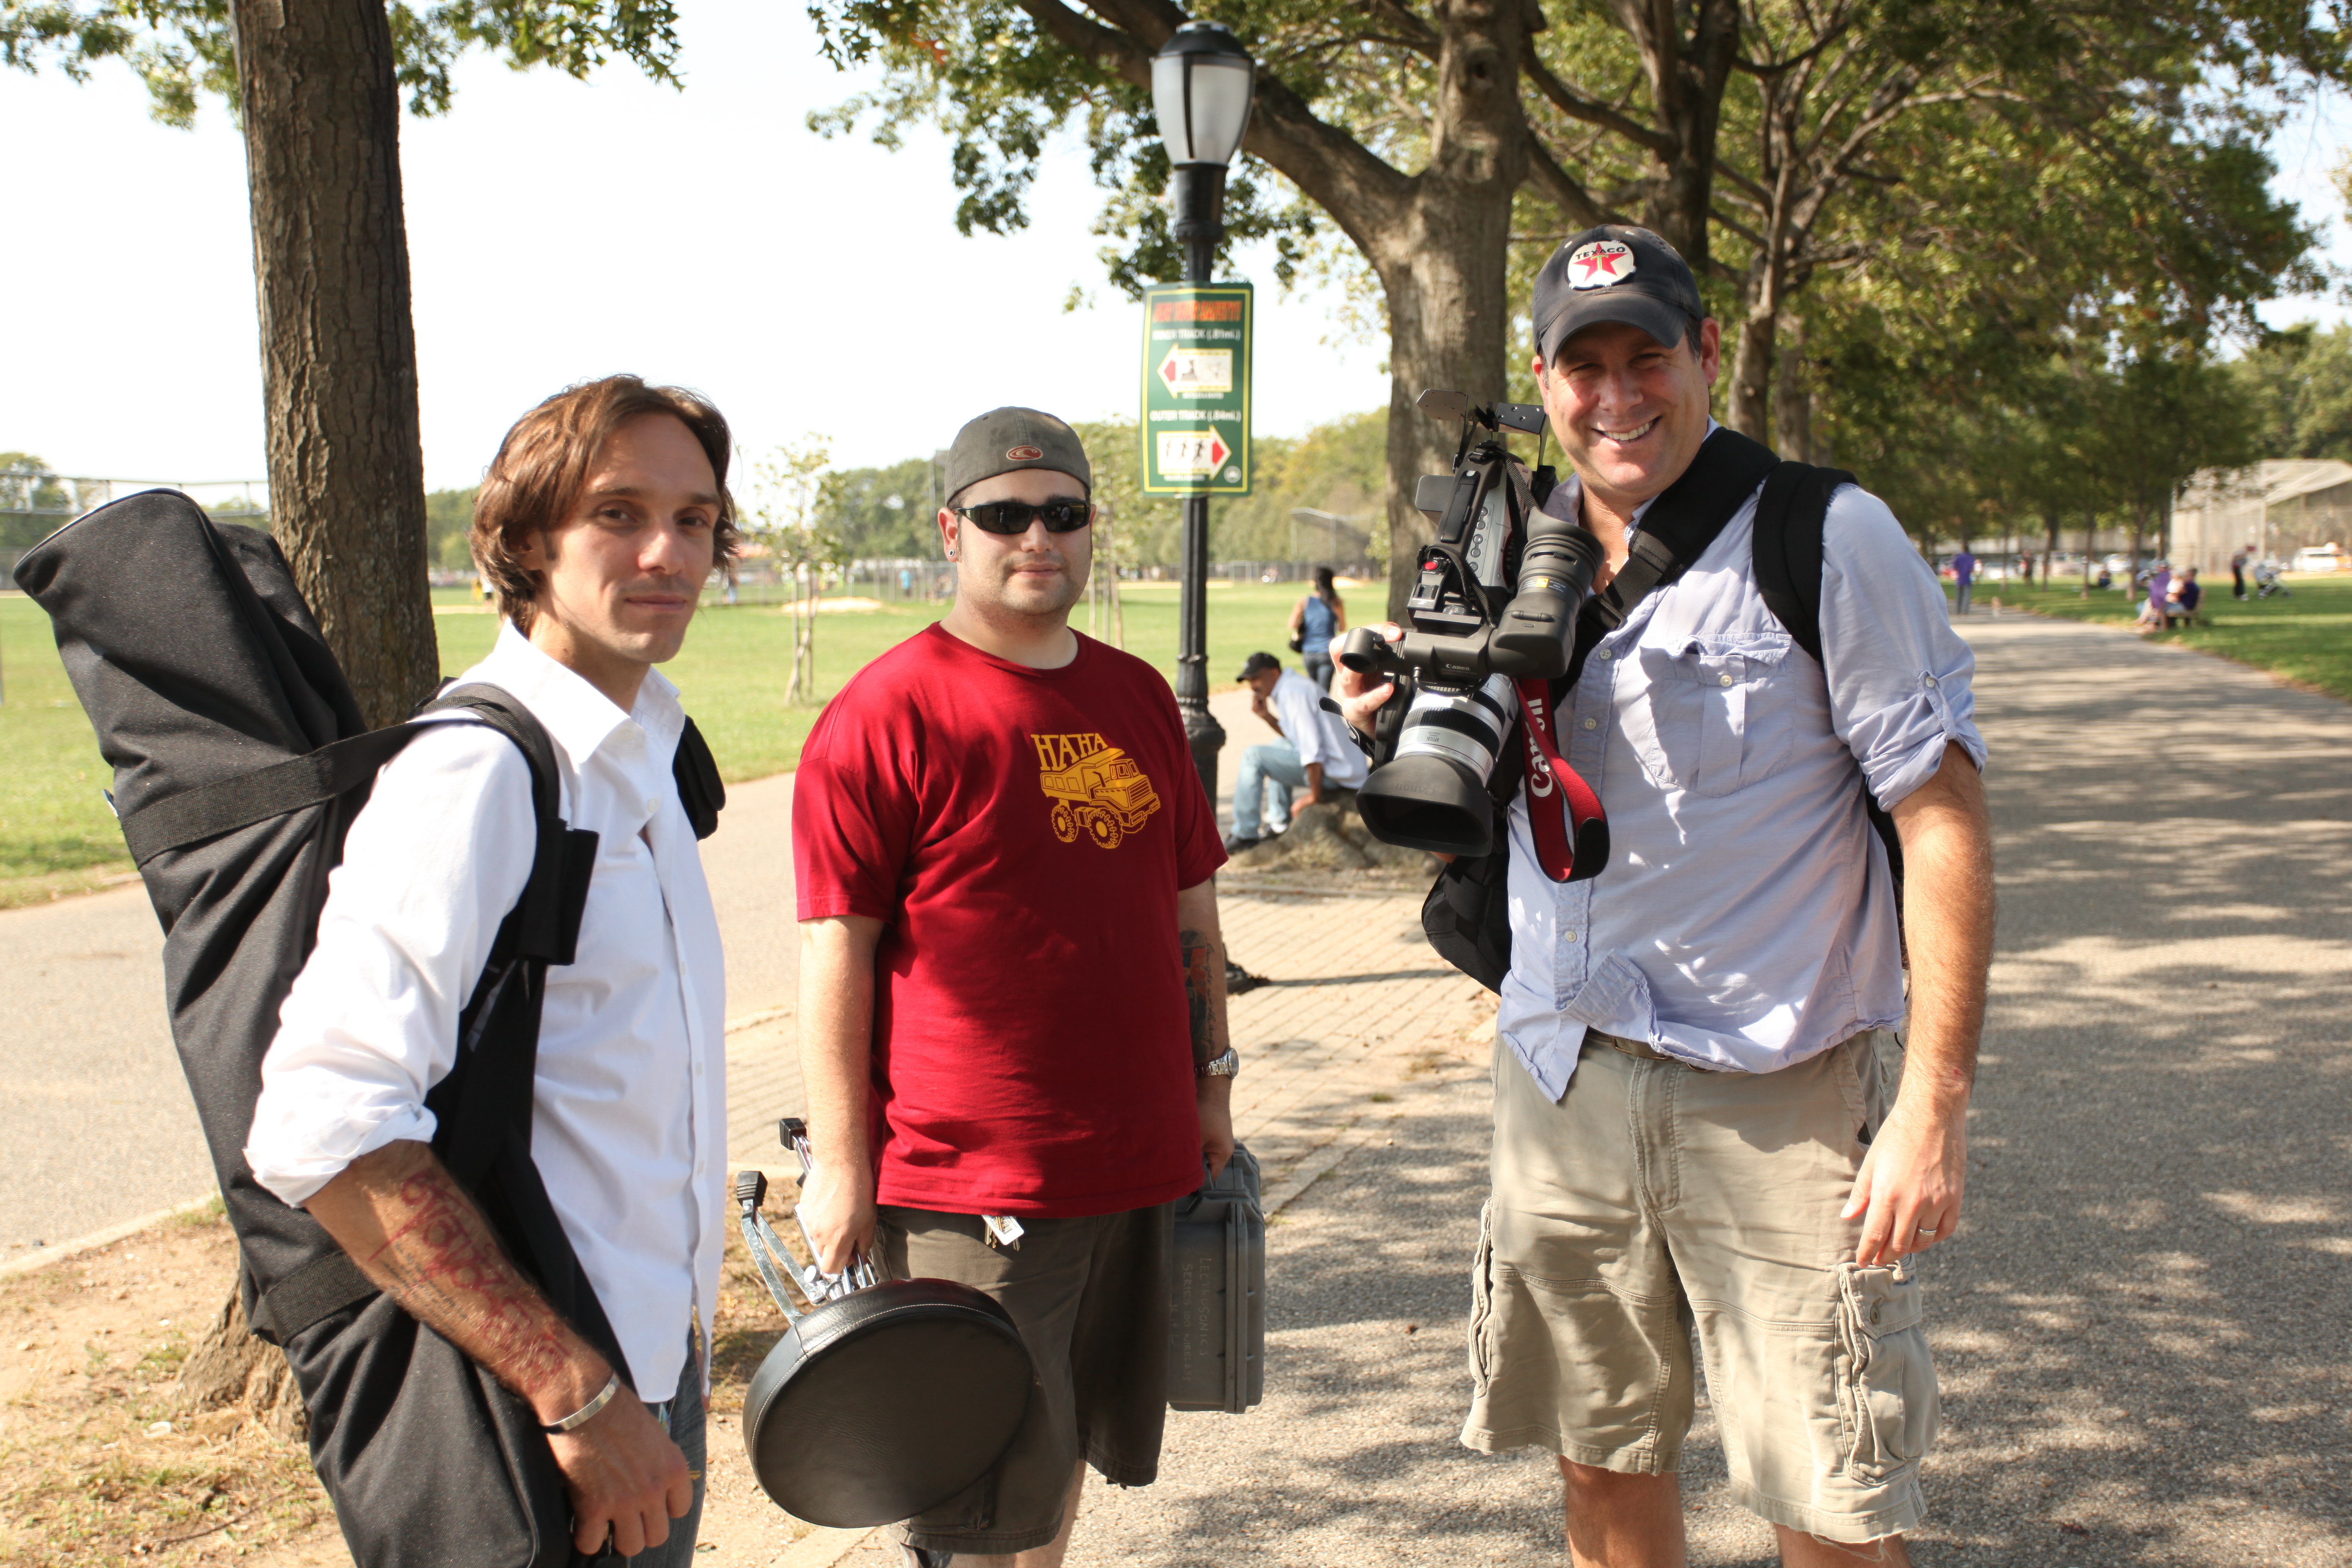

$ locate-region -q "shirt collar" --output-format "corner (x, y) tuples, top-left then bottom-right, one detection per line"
(479, 622), (684, 767)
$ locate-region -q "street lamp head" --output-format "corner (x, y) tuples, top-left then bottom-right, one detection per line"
(1152, 22), (1255, 168)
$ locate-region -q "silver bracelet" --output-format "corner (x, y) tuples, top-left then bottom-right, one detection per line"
(543, 1371), (621, 1434)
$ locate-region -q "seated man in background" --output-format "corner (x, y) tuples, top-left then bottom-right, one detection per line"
(1226, 649), (1369, 854)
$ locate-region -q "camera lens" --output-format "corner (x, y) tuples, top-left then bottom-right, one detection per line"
(1355, 675), (1516, 858)
(1491, 521), (1604, 678)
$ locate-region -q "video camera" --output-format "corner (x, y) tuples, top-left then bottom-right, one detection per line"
(1338, 389), (1604, 859)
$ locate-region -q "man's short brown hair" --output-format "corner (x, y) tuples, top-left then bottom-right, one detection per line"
(471, 375), (741, 629)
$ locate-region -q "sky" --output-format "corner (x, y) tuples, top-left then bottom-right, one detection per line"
(4, 8), (2349, 497)
(0, 3), (1388, 495)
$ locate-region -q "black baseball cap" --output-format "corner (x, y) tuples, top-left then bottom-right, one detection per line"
(942, 407), (1092, 505)
(1236, 651), (1282, 681)
(1532, 225), (1707, 366)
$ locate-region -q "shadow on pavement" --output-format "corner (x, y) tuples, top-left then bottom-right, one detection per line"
(1911, 619), (2352, 1565)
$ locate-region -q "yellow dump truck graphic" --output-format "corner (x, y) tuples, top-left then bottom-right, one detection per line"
(1032, 732), (1161, 849)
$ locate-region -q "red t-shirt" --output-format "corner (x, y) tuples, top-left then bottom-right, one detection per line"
(792, 625), (1226, 1217)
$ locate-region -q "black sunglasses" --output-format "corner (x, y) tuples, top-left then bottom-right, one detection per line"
(953, 498), (1094, 534)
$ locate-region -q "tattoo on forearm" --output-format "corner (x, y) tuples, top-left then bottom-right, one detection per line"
(362, 1161), (580, 1403)
(1181, 927), (1215, 1068)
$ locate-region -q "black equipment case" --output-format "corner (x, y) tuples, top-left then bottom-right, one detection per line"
(1167, 1143), (1264, 1413)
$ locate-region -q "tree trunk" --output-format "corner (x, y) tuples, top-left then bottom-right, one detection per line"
(1772, 311), (1814, 462)
(231, 0), (438, 730)
(202, 0), (438, 1420)
(1726, 281), (1777, 443)
(175, 1285), (307, 1439)
(1627, 0), (1743, 273)
(1371, 0), (1529, 624)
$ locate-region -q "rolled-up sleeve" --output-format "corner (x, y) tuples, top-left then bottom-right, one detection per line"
(1819, 487), (1988, 810)
(244, 723), (536, 1205)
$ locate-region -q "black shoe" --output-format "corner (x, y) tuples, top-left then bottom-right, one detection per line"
(903, 1547), (953, 1568)
(1222, 832), (1262, 856)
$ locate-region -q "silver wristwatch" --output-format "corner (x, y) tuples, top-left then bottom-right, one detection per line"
(1197, 1047), (1240, 1079)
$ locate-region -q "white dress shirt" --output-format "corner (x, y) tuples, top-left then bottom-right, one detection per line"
(246, 624), (727, 1398)
(1497, 463), (1986, 1097)
(1271, 668), (1369, 787)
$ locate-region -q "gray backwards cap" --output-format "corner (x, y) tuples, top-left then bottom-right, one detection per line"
(943, 407), (1092, 504)
(1532, 225), (1707, 366)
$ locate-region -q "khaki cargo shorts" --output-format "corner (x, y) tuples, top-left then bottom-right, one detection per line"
(1461, 1029), (1938, 1545)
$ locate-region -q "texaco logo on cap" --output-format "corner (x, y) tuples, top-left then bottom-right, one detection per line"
(1006, 444), (1044, 461)
(1566, 239), (1635, 290)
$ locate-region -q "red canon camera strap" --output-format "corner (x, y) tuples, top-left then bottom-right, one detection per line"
(1515, 678), (1606, 883)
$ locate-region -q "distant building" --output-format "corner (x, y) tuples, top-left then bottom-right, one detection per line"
(2173, 460), (2352, 575)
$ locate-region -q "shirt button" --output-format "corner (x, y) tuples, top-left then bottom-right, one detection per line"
(1924, 675), (1939, 688)
(1596, 649), (1613, 662)
(1718, 673), (1733, 687)
(1563, 930), (1578, 943)
(644, 798), (659, 817)
(1581, 717), (1598, 730)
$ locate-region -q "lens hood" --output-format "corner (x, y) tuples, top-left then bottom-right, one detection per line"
(1356, 751), (1496, 858)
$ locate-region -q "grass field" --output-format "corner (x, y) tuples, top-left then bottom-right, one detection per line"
(1952, 572), (2352, 702)
(0, 578), (1336, 907)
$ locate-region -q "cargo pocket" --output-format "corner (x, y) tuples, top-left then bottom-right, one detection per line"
(1467, 1201), (1497, 1395)
(1834, 1261), (1937, 1483)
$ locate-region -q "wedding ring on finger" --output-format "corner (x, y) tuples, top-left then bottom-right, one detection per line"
(1915, 1227), (1939, 1240)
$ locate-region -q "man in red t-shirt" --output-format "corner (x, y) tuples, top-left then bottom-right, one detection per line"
(792, 407), (1235, 1568)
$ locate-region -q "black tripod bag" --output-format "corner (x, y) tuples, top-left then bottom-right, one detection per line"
(13, 489), (722, 1567)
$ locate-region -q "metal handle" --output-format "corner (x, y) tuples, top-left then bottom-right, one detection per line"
(734, 1169), (809, 1322)
(776, 1119), (879, 1301)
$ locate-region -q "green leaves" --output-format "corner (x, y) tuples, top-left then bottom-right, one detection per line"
(0, 0), (681, 123)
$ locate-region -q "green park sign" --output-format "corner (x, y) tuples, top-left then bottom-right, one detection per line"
(1139, 282), (1253, 496)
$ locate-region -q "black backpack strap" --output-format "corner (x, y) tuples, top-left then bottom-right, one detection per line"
(1749, 465), (1908, 908)
(426, 684), (597, 965)
(1587, 427), (1782, 634)
(117, 725), (430, 865)
(673, 716), (725, 840)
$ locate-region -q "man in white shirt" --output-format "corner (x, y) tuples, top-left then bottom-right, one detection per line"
(1225, 650), (1369, 853)
(244, 375), (733, 1563)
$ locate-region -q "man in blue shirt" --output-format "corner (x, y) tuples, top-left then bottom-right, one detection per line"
(1950, 546), (1976, 615)
(1343, 227), (1992, 1566)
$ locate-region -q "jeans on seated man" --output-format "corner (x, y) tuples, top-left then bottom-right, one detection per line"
(1226, 650), (1368, 854)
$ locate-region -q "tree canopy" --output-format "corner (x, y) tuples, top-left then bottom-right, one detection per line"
(1, 0), (683, 125)
(807, 0), (2346, 601)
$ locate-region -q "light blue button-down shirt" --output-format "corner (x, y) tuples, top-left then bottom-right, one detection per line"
(1497, 460), (1986, 1098)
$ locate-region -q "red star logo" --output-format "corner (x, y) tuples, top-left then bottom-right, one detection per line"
(1575, 247), (1625, 281)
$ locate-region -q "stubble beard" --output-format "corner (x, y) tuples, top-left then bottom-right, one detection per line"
(983, 559), (1083, 623)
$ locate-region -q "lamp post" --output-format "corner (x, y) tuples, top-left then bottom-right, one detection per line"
(1152, 20), (1254, 808)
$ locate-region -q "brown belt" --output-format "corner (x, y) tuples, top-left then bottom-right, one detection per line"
(1586, 1029), (1697, 1068)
